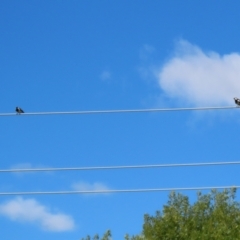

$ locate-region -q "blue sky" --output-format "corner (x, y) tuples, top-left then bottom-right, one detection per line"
(1, 1), (240, 239)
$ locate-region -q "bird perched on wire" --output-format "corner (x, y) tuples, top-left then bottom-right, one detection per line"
(16, 107), (24, 114)
(234, 97), (240, 106)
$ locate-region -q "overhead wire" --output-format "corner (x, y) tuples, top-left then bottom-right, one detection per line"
(2, 161), (240, 173)
(0, 106), (238, 117)
(1, 106), (239, 196)
(0, 186), (238, 196)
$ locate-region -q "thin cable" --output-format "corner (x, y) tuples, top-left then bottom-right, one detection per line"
(3, 161), (240, 173)
(0, 186), (238, 196)
(0, 106), (238, 116)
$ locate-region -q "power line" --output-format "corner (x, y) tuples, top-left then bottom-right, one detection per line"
(3, 161), (240, 173)
(0, 106), (238, 117)
(0, 186), (238, 196)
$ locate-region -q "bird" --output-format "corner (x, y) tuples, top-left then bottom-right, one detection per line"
(234, 97), (240, 106)
(16, 107), (24, 114)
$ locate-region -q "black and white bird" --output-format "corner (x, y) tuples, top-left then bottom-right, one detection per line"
(16, 107), (24, 114)
(234, 97), (240, 106)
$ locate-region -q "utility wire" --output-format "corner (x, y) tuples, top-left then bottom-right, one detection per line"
(0, 106), (238, 117)
(0, 186), (238, 196)
(3, 161), (240, 173)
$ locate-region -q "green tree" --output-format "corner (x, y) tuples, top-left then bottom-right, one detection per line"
(142, 188), (240, 240)
(81, 188), (240, 240)
(81, 230), (112, 240)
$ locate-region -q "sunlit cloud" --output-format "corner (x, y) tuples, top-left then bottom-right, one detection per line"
(100, 70), (111, 81)
(10, 163), (52, 176)
(71, 181), (110, 195)
(157, 40), (240, 106)
(139, 44), (155, 61)
(0, 197), (75, 232)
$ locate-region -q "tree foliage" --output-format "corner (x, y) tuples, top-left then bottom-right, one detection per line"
(81, 188), (240, 240)
(81, 230), (112, 240)
(142, 188), (240, 240)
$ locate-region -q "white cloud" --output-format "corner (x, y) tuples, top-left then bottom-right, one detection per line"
(100, 71), (111, 81)
(157, 40), (240, 106)
(10, 163), (37, 177)
(10, 163), (52, 176)
(139, 44), (155, 61)
(138, 44), (157, 81)
(11, 163), (33, 169)
(0, 197), (75, 232)
(10, 163), (50, 170)
(71, 181), (110, 195)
